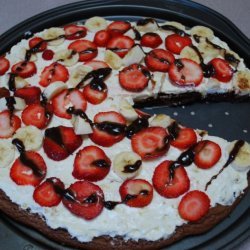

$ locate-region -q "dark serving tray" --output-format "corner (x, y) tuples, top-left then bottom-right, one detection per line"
(0, 0), (249, 249)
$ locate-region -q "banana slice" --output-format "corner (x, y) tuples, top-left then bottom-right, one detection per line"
(104, 50), (123, 70)
(0, 97), (26, 112)
(16, 47), (37, 62)
(148, 114), (173, 128)
(13, 126), (43, 151)
(54, 49), (79, 67)
(198, 39), (220, 59)
(43, 81), (67, 100)
(180, 46), (200, 64)
(161, 21), (185, 31)
(122, 45), (145, 67)
(85, 16), (107, 32)
(15, 77), (29, 89)
(42, 28), (65, 46)
(124, 29), (136, 39)
(68, 65), (93, 88)
(0, 139), (15, 168)
(71, 116), (93, 135)
(119, 98), (138, 122)
(228, 141), (250, 172)
(225, 50), (241, 67)
(234, 70), (250, 92)
(113, 151), (142, 180)
(190, 26), (214, 40)
(136, 18), (158, 32)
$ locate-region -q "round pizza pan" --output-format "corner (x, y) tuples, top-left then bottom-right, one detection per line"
(0, 0), (249, 249)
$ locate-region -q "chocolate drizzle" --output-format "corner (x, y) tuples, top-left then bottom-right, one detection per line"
(8, 73), (17, 92)
(125, 117), (149, 139)
(133, 28), (141, 40)
(92, 159), (110, 168)
(104, 201), (120, 210)
(160, 25), (188, 36)
(5, 96), (16, 113)
(123, 160), (142, 173)
(95, 122), (126, 136)
(167, 122), (180, 140)
(45, 127), (65, 149)
(12, 138), (25, 154)
(137, 18), (155, 26)
(67, 107), (93, 125)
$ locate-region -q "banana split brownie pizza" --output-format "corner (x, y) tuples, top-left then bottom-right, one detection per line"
(0, 16), (249, 250)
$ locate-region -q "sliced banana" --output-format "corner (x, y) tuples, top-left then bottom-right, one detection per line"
(225, 50), (241, 67)
(148, 114), (173, 128)
(0, 97), (26, 112)
(71, 116), (93, 135)
(151, 72), (165, 97)
(122, 45), (145, 67)
(54, 49), (79, 67)
(43, 81), (67, 100)
(124, 28), (136, 39)
(0, 139), (15, 168)
(228, 141), (250, 172)
(234, 70), (250, 92)
(198, 39), (221, 60)
(68, 65), (93, 88)
(119, 98), (138, 122)
(85, 16), (107, 32)
(180, 46), (200, 64)
(42, 27), (65, 46)
(136, 18), (158, 32)
(190, 26), (214, 40)
(15, 77), (29, 89)
(13, 126), (43, 151)
(161, 21), (185, 31)
(16, 47), (37, 62)
(113, 151), (142, 180)
(104, 50), (123, 70)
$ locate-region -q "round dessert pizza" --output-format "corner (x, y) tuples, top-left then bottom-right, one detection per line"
(0, 16), (249, 250)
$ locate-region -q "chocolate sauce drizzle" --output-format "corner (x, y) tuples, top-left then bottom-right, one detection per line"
(95, 122), (126, 136)
(136, 18), (155, 26)
(8, 73), (17, 92)
(5, 96), (16, 113)
(67, 107), (93, 125)
(160, 25), (188, 36)
(123, 160), (142, 173)
(125, 117), (149, 138)
(45, 127), (65, 149)
(92, 159), (111, 168)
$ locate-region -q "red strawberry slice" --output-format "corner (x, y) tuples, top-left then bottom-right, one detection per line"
(73, 146), (111, 181)
(64, 24), (87, 40)
(134, 108), (151, 119)
(22, 103), (53, 129)
(209, 58), (233, 83)
(169, 58), (203, 86)
(10, 151), (47, 186)
(145, 49), (175, 72)
(170, 128), (197, 150)
(52, 89), (87, 119)
(68, 40), (98, 62)
(194, 140), (222, 169)
(178, 190), (210, 222)
(83, 84), (107, 105)
(152, 160), (190, 198)
(42, 49), (54, 60)
(119, 64), (150, 92)
(94, 30), (111, 47)
(62, 181), (104, 220)
(119, 179), (153, 208)
(89, 111), (126, 147)
(107, 21), (131, 37)
(0, 87), (10, 98)
(14, 86), (41, 105)
(39, 63), (69, 87)
(29, 37), (47, 52)
(140, 32), (163, 48)
(84, 60), (109, 70)
(107, 35), (134, 58)
(131, 127), (169, 159)
(0, 57), (10, 76)
(11, 61), (37, 78)
(43, 126), (83, 161)
(165, 34), (192, 54)
(33, 177), (65, 207)
(0, 110), (21, 138)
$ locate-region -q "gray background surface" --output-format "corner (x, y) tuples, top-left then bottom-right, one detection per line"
(0, 0), (249, 249)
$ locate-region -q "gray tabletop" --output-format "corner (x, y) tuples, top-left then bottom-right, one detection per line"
(0, 0), (249, 249)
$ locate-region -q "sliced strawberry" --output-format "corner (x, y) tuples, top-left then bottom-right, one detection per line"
(0, 87), (10, 98)
(73, 146), (111, 181)
(89, 111), (126, 147)
(209, 58), (233, 83)
(0, 57), (10, 76)
(170, 128), (197, 150)
(43, 126), (82, 161)
(83, 84), (107, 104)
(134, 108), (151, 119)
(14, 86), (41, 105)
(33, 177), (65, 207)
(145, 49), (175, 72)
(119, 179), (153, 208)
(140, 33), (162, 48)
(165, 34), (192, 54)
(84, 60), (109, 70)
(10, 151), (47, 186)
(42, 49), (54, 60)
(107, 21), (131, 37)
(62, 181), (104, 220)
(39, 63), (69, 87)
(29, 37), (47, 52)
(0, 110), (21, 138)
(178, 190), (210, 222)
(52, 89), (87, 119)
(11, 61), (37, 78)
(152, 160), (190, 198)
(131, 127), (169, 159)
(94, 30), (111, 47)
(169, 59), (203, 86)
(194, 140), (222, 169)
(64, 24), (87, 40)
(68, 40), (98, 62)
(119, 64), (150, 92)
(107, 35), (134, 58)
(22, 103), (53, 129)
